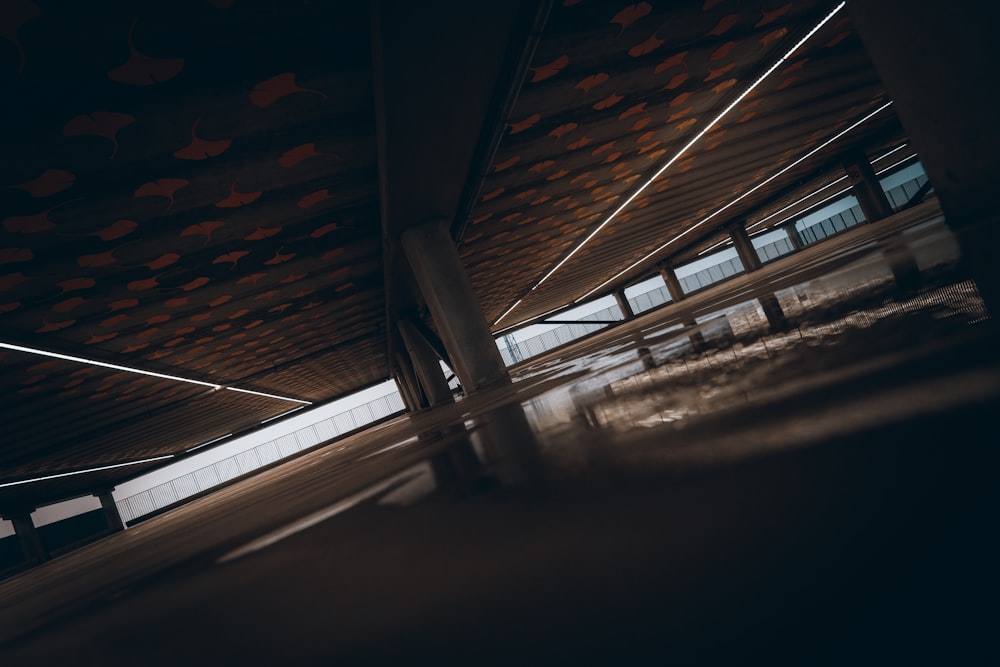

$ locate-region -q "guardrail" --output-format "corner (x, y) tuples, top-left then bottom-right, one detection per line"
(117, 393), (406, 523)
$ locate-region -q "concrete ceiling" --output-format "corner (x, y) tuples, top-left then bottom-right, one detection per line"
(1, 0), (905, 509)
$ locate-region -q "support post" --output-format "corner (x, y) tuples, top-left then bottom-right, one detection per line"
(397, 318), (452, 407)
(614, 289), (635, 320)
(401, 219), (510, 393)
(4, 510), (49, 564)
(849, 1), (999, 312)
(730, 223), (762, 272)
(844, 151), (894, 222)
(785, 224), (804, 251)
(658, 263), (707, 352)
(395, 352), (425, 410)
(659, 264), (686, 303)
(95, 489), (124, 533)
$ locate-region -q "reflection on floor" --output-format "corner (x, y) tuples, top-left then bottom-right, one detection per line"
(1, 214), (998, 665)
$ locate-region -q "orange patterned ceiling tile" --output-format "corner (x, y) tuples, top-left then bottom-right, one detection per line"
(93, 219), (137, 241)
(708, 14), (741, 37)
(712, 78), (737, 93)
(0, 248), (33, 264)
(495, 155), (521, 172)
(0, 272), (29, 289)
(756, 3), (793, 27)
(509, 113), (541, 134)
(100, 314), (128, 328)
(217, 181), (261, 208)
(127, 276), (159, 291)
(760, 27), (789, 47)
(134, 178), (188, 210)
(52, 296), (86, 313)
(249, 73), (327, 108)
(566, 136), (593, 150)
(107, 18), (183, 86)
(654, 51), (687, 75)
(109, 298), (138, 311)
(4, 208), (56, 233)
(629, 34), (664, 57)
(575, 73), (610, 94)
(529, 54), (569, 83)
(299, 189), (333, 209)
(213, 250), (249, 268)
(174, 117), (231, 160)
(593, 92), (623, 110)
(264, 250), (295, 265)
(278, 142), (321, 168)
(611, 3), (652, 32)
(6, 169), (75, 198)
(64, 112), (135, 158)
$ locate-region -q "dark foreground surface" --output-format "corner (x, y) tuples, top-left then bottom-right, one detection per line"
(1, 216), (998, 665)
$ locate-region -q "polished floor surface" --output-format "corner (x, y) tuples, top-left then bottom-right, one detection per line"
(2, 209), (998, 665)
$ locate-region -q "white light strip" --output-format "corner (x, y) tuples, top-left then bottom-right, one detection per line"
(876, 153), (919, 176)
(527, 2), (847, 297)
(186, 433), (234, 453)
(260, 406), (307, 424)
(747, 142), (909, 232)
(699, 237), (732, 256)
(492, 299), (523, 327)
(747, 175), (849, 231)
(225, 386), (312, 405)
(577, 99), (894, 302)
(0, 455), (174, 489)
(0, 342), (222, 389)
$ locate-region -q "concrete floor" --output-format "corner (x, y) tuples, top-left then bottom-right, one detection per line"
(1, 212), (998, 665)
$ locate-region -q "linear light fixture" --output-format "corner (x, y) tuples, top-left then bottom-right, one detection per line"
(226, 386), (312, 405)
(260, 406), (308, 424)
(185, 433), (234, 454)
(576, 99), (895, 302)
(0, 455), (174, 490)
(0, 342), (223, 389)
(746, 142), (911, 233)
(488, 2), (848, 330)
(2, 341), (310, 404)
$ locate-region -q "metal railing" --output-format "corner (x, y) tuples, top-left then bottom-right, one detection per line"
(117, 393), (406, 523)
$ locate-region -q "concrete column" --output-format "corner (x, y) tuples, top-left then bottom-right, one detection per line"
(730, 223), (762, 272)
(785, 224), (804, 251)
(95, 489), (124, 533)
(4, 511), (49, 564)
(394, 352), (425, 410)
(394, 370), (419, 412)
(659, 264), (686, 303)
(401, 219), (510, 392)
(844, 151), (921, 290)
(398, 319), (452, 407)
(844, 151), (893, 223)
(849, 1), (1000, 312)
(658, 264), (706, 352)
(614, 289), (635, 320)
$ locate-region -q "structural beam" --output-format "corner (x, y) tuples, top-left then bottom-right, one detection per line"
(658, 264), (707, 352)
(614, 290), (635, 320)
(3, 511), (49, 565)
(402, 219), (510, 393)
(397, 318), (453, 407)
(730, 223), (762, 273)
(844, 150), (893, 222)
(95, 489), (124, 533)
